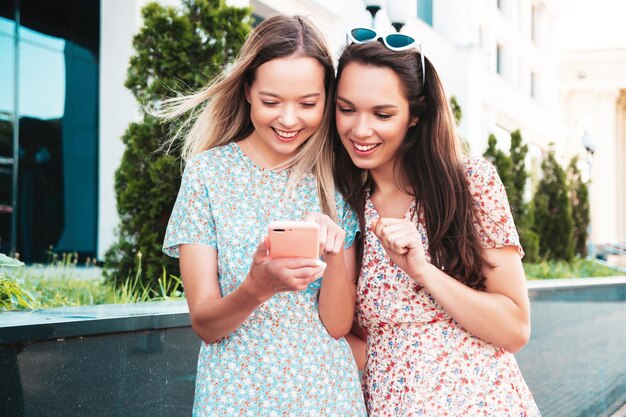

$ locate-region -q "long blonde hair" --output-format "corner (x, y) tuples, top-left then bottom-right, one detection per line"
(159, 15), (338, 219)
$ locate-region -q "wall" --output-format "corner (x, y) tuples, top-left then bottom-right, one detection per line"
(2, 280), (626, 417)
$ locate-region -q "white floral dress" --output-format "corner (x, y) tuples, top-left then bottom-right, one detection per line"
(357, 157), (541, 416)
(163, 143), (366, 417)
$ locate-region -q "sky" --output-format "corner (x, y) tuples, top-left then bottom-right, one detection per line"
(555, 0), (626, 50)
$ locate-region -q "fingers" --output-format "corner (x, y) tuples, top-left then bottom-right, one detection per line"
(252, 236), (270, 263)
(319, 224), (328, 253)
(304, 212), (346, 254)
(281, 258), (326, 270)
(372, 218), (420, 254)
(277, 259), (326, 291)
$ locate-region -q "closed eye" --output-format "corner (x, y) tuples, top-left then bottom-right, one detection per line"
(337, 105), (355, 114)
(375, 112), (393, 120)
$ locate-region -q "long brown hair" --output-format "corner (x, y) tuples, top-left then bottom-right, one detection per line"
(159, 15), (338, 219)
(332, 42), (491, 289)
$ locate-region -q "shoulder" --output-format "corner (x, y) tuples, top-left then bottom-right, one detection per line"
(462, 155), (500, 187)
(185, 143), (238, 176)
(333, 190), (353, 215)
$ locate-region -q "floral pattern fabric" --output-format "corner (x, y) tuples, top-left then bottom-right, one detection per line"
(164, 142), (366, 417)
(356, 156), (541, 416)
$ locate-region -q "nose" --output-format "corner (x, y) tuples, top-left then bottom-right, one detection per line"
(278, 105), (298, 129)
(352, 114), (372, 139)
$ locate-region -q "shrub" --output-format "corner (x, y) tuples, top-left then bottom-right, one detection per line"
(483, 132), (539, 262)
(509, 130), (539, 262)
(567, 156), (590, 257)
(104, 0), (252, 290)
(0, 253), (33, 310)
(533, 149), (575, 261)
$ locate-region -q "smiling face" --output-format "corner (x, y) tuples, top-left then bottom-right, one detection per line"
(245, 55), (326, 167)
(335, 62), (415, 176)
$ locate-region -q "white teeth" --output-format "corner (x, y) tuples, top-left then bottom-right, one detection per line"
(274, 128), (299, 138)
(353, 142), (378, 151)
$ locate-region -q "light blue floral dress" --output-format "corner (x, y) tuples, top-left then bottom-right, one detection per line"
(163, 142), (366, 417)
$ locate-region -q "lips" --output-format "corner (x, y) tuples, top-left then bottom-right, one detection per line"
(351, 140), (380, 156)
(272, 127), (301, 142)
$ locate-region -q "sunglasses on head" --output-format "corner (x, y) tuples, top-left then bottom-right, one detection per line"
(346, 27), (425, 86)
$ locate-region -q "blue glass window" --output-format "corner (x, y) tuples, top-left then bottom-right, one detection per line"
(417, 0), (433, 26)
(0, 0), (100, 262)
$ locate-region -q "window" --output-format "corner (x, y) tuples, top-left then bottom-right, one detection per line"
(496, 44), (503, 75)
(417, 0), (433, 26)
(0, 0), (100, 262)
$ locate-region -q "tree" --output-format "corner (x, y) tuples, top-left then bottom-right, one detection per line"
(483, 132), (539, 262)
(450, 96), (463, 127)
(533, 149), (575, 261)
(567, 156), (590, 256)
(104, 0), (252, 289)
(509, 130), (539, 262)
(483, 134), (514, 192)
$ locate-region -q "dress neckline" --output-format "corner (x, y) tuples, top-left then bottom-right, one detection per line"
(231, 141), (292, 175)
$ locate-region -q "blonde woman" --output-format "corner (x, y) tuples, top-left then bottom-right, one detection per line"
(161, 16), (366, 416)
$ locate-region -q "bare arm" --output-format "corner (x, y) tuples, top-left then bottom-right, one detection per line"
(373, 219), (530, 353)
(345, 322), (367, 370)
(305, 212), (358, 339)
(180, 241), (325, 344)
(416, 246), (530, 352)
(318, 245), (358, 339)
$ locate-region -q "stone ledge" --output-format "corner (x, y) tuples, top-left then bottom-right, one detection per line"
(0, 300), (190, 345)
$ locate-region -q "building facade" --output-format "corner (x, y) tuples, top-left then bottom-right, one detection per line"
(559, 48), (626, 245)
(1, 0), (622, 262)
(0, 0), (100, 262)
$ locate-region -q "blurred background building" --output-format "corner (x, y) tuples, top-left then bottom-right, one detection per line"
(0, 0), (624, 262)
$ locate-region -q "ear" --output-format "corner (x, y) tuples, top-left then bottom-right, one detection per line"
(409, 116), (418, 127)
(244, 83), (251, 104)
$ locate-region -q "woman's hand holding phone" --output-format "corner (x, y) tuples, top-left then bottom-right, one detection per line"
(242, 234), (326, 303)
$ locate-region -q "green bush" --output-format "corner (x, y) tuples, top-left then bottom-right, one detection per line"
(509, 130), (539, 262)
(533, 149), (575, 262)
(0, 253), (33, 310)
(524, 258), (623, 279)
(567, 157), (590, 256)
(483, 132), (539, 262)
(104, 0), (252, 290)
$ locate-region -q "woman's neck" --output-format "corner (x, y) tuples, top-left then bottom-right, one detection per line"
(369, 163), (401, 197)
(369, 165), (414, 218)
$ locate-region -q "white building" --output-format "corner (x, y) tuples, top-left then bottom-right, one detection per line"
(2, 0), (619, 261)
(559, 48), (626, 245)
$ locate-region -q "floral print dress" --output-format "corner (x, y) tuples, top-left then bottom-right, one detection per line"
(356, 156), (541, 416)
(163, 143), (366, 417)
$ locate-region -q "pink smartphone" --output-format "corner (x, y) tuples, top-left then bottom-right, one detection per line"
(268, 221), (320, 259)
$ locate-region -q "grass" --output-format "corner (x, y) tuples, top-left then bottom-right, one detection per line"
(2, 253), (624, 311)
(1, 251), (184, 311)
(524, 257), (624, 280)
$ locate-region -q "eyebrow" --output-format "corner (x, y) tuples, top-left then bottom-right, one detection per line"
(336, 96), (398, 110)
(258, 91), (322, 99)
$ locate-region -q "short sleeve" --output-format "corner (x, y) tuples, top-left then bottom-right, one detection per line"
(336, 193), (360, 250)
(466, 157), (524, 258)
(162, 155), (217, 258)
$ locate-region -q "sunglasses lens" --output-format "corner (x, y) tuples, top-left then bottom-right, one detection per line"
(351, 28), (377, 42)
(386, 34), (415, 48)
